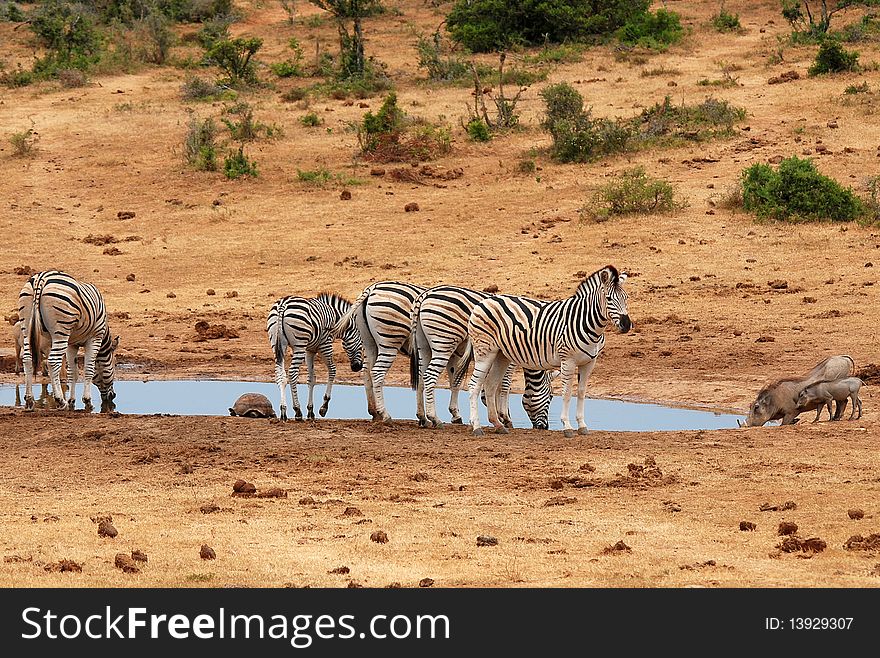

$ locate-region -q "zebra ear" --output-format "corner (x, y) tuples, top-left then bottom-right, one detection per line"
(619, 273), (628, 283)
(111, 335), (120, 351)
(600, 269), (611, 284)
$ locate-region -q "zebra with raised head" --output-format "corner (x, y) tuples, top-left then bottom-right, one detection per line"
(467, 265), (631, 437)
(335, 281), (426, 423)
(266, 293), (363, 421)
(19, 270), (119, 412)
(409, 284), (556, 429)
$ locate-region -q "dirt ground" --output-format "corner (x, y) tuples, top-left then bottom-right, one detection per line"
(0, 1), (879, 587)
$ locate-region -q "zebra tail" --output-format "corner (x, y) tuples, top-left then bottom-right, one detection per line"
(450, 340), (474, 388)
(27, 280), (43, 375)
(269, 320), (285, 367)
(408, 293), (426, 390)
(334, 285), (371, 337)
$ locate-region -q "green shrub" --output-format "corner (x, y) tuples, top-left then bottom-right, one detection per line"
(1, 64), (34, 87)
(616, 8), (684, 50)
(446, 0), (651, 52)
(9, 127), (38, 157)
(297, 168), (333, 184)
(183, 117), (218, 171)
(138, 12), (176, 65)
(29, 0), (102, 75)
(281, 87), (309, 102)
(300, 111), (322, 126)
(591, 166), (677, 217)
(206, 37), (263, 85)
(359, 92), (405, 149)
(416, 32), (470, 82)
(2, 2), (25, 21)
(195, 15), (233, 50)
(711, 6), (742, 33)
(741, 156), (863, 222)
(844, 81), (870, 93)
(180, 75), (231, 101)
(517, 158), (536, 174)
(270, 38), (304, 78)
(157, 0), (234, 23)
(57, 68), (88, 88)
(223, 146), (258, 179)
(808, 39), (859, 75)
(466, 118), (491, 142)
(356, 94), (451, 162)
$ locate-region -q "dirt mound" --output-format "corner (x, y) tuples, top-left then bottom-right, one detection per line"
(777, 536), (827, 554)
(607, 458), (677, 488)
(844, 534), (880, 552)
(232, 480), (256, 495)
(476, 535), (498, 547)
(740, 521), (757, 531)
(44, 559), (82, 573)
(760, 501), (797, 512)
(848, 509), (865, 520)
(114, 553), (139, 573)
(194, 321), (239, 341)
(328, 566), (350, 575)
(97, 519), (118, 538)
(601, 541), (632, 555)
(778, 522), (799, 536)
(544, 496), (577, 507)
(371, 531), (389, 544)
(856, 364), (880, 384)
(200, 544), (216, 560)
(131, 550), (148, 563)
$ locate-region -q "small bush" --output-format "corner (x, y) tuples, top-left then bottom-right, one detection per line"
(741, 156), (863, 222)
(466, 118), (491, 142)
(2, 2), (25, 22)
(195, 15), (233, 50)
(523, 43), (585, 65)
(223, 146), (258, 179)
(57, 69), (88, 88)
(358, 92), (405, 150)
(281, 87), (309, 102)
(300, 111), (322, 127)
(9, 127), (38, 157)
(183, 116), (218, 171)
(590, 167), (677, 218)
(138, 12), (176, 65)
(517, 158), (536, 174)
(29, 0), (102, 76)
(181, 75), (229, 101)
(206, 37), (263, 86)
(711, 7), (742, 33)
(270, 38), (304, 78)
(617, 8), (684, 50)
(844, 81), (870, 94)
(416, 32), (470, 82)
(640, 66), (680, 77)
(297, 168), (333, 184)
(809, 40), (859, 75)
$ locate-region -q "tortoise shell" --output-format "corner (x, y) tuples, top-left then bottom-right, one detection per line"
(229, 393), (276, 418)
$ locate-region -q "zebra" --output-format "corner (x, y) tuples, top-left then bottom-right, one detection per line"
(409, 284), (555, 429)
(18, 270), (119, 412)
(335, 281), (427, 423)
(467, 265), (631, 437)
(266, 293), (363, 421)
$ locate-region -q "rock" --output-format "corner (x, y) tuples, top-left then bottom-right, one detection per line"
(418, 577), (434, 588)
(740, 521), (757, 531)
(340, 189), (352, 200)
(114, 553), (139, 573)
(801, 537), (827, 553)
(98, 519), (118, 538)
(342, 506), (363, 517)
(410, 472), (429, 482)
(328, 566), (350, 575)
(370, 167), (385, 176)
(131, 549), (148, 563)
(476, 535), (498, 547)
(755, 336), (775, 343)
(848, 509), (865, 520)
(166, 292), (176, 298)
(371, 531), (389, 544)
(232, 479), (256, 494)
(768, 279), (788, 289)
(200, 544), (216, 560)
(224, 290), (238, 298)
(126, 273), (136, 282)
(549, 479), (563, 490)
(206, 289), (216, 296)
(404, 202), (420, 212)
(117, 211), (135, 220)
(778, 521), (799, 536)
(298, 496), (316, 505)
(482, 284), (499, 293)
(103, 247), (122, 256)
(601, 540), (632, 555)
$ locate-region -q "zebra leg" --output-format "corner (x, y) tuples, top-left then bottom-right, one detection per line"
(22, 331), (35, 411)
(485, 356), (511, 434)
(358, 316), (380, 420)
(65, 344), (79, 410)
(498, 364), (514, 429)
(48, 334), (69, 409)
(305, 351), (317, 420)
(318, 340), (336, 417)
(559, 360), (577, 438)
(274, 349), (289, 421)
(371, 348), (398, 423)
(424, 352), (451, 428)
(415, 339), (431, 428)
(287, 350), (305, 420)
(575, 359), (597, 435)
(80, 336), (102, 412)
(468, 351), (497, 437)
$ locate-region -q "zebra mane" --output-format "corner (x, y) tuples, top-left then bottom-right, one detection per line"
(316, 292), (352, 311)
(576, 265), (620, 296)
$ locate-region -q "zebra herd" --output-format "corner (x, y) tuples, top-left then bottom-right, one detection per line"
(14, 265), (631, 436)
(270, 265), (631, 437)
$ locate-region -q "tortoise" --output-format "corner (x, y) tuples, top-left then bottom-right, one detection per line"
(229, 393), (276, 418)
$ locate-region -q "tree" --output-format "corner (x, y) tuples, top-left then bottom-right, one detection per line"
(308, 0), (383, 78)
(782, 0), (880, 36)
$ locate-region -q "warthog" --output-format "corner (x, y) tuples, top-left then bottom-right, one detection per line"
(743, 355), (855, 427)
(797, 377), (865, 422)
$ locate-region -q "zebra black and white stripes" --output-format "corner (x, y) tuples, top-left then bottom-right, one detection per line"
(467, 265), (631, 437)
(18, 270), (118, 412)
(409, 284), (555, 429)
(335, 281), (426, 423)
(267, 293), (363, 421)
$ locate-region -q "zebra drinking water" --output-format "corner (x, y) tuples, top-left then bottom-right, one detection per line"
(266, 293), (363, 421)
(409, 284), (555, 429)
(335, 281), (426, 423)
(18, 270), (119, 412)
(466, 265), (631, 437)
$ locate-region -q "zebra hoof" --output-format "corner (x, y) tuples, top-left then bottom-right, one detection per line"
(502, 419), (514, 429)
(563, 429), (576, 438)
(319, 406), (328, 417)
(472, 428), (485, 437)
(382, 417), (394, 426)
(450, 417), (463, 425)
(577, 427), (589, 435)
(293, 412), (303, 422)
(495, 426), (509, 435)
(431, 419), (445, 429)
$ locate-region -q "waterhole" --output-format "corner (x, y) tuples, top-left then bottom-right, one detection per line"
(0, 380), (743, 431)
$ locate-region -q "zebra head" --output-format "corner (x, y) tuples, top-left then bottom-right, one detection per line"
(602, 267), (631, 334)
(341, 320), (364, 372)
(94, 332), (120, 412)
(523, 369), (558, 430)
